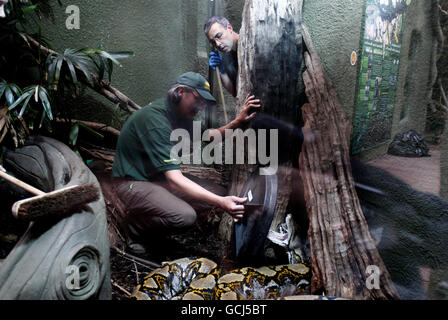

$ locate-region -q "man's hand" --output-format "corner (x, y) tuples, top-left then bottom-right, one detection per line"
(209, 49), (223, 73)
(235, 94), (261, 124)
(210, 93), (261, 138)
(165, 170), (247, 222)
(218, 196), (247, 222)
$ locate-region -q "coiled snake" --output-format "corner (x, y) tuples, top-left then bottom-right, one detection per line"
(131, 257), (339, 300)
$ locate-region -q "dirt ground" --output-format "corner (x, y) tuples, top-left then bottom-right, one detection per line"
(367, 144), (440, 196)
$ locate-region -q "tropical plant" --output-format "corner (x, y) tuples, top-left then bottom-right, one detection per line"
(0, 0), (134, 148)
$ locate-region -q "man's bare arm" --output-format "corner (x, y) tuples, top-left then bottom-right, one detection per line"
(210, 94), (261, 138)
(220, 72), (236, 97)
(164, 169), (246, 220)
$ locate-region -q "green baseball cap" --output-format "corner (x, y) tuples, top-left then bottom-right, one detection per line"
(176, 72), (216, 103)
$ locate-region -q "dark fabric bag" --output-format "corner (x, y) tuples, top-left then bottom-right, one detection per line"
(387, 129), (430, 157)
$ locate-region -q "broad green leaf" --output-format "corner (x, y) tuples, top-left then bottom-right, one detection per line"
(1, 82), (22, 107)
(18, 94), (33, 117)
(54, 55), (64, 84)
(38, 87), (53, 120)
(34, 85), (39, 102)
(97, 54), (106, 81)
(22, 5), (38, 15)
(65, 58), (78, 85)
(107, 59), (113, 83)
(82, 49), (134, 67)
(18, 32), (30, 45)
(69, 123), (79, 146)
(0, 81), (6, 98)
(77, 122), (104, 140)
(46, 55), (57, 85)
(8, 83), (21, 97)
(64, 49), (95, 86)
(8, 91), (30, 110)
(97, 51), (122, 67)
(107, 51), (135, 60)
(5, 87), (14, 106)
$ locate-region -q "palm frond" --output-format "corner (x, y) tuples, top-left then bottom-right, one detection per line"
(8, 85), (53, 121)
(38, 86), (52, 120)
(8, 86), (34, 111)
(0, 80), (23, 107)
(81, 49), (134, 82)
(63, 49), (96, 86)
(46, 49), (97, 90)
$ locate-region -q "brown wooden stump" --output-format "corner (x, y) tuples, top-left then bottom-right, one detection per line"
(299, 24), (399, 299)
(220, 0), (304, 247)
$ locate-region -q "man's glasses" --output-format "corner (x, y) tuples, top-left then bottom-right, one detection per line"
(191, 90), (213, 109)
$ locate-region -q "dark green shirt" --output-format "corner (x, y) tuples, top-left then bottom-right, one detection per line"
(112, 98), (182, 181)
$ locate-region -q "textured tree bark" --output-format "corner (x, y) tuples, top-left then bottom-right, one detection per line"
(299, 24), (399, 299)
(236, 1), (303, 121)
(220, 0), (304, 246)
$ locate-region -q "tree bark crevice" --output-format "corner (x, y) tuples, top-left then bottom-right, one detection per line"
(300, 24), (399, 299)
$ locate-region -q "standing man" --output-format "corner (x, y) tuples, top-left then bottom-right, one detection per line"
(204, 16), (239, 97)
(112, 72), (260, 252)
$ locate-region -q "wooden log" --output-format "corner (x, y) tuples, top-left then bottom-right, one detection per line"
(299, 24), (399, 299)
(236, 0), (303, 121)
(55, 118), (121, 137)
(221, 0), (304, 247)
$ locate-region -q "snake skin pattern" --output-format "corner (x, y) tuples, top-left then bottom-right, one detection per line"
(130, 257), (342, 300)
(132, 257), (220, 300)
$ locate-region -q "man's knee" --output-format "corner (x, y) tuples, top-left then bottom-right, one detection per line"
(113, 179), (198, 231)
(173, 206), (197, 229)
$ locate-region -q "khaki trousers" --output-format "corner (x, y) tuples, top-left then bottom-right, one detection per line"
(113, 174), (227, 239)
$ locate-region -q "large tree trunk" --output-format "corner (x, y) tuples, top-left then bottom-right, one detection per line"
(299, 25), (399, 299)
(220, 0), (304, 251)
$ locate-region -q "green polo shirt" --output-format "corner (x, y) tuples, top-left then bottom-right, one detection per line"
(112, 98), (182, 181)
